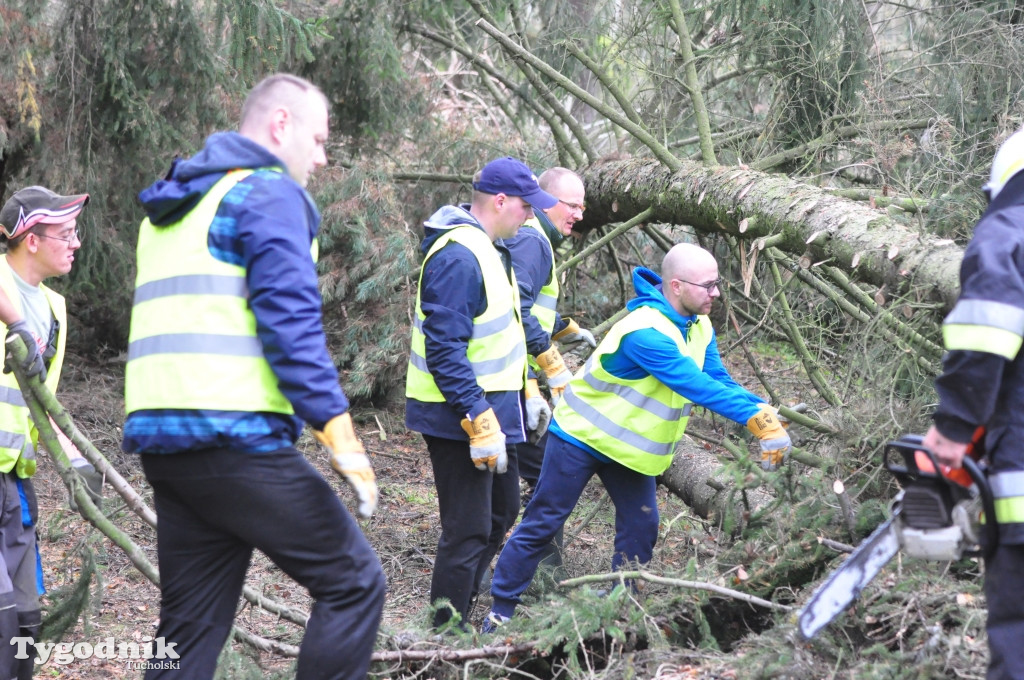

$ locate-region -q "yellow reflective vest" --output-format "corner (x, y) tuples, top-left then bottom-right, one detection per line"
(0, 255), (67, 478)
(552, 305), (713, 475)
(125, 168), (300, 415)
(406, 225), (527, 401)
(521, 218), (559, 334)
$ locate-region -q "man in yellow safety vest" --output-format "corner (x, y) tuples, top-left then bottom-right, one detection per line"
(405, 157), (556, 630)
(484, 243), (792, 630)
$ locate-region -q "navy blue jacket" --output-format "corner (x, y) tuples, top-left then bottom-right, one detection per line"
(123, 131), (350, 454)
(550, 267), (766, 458)
(404, 205), (525, 444)
(934, 172), (1024, 445)
(504, 209), (569, 357)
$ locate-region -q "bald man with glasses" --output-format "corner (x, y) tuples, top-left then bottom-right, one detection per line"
(483, 243), (792, 631)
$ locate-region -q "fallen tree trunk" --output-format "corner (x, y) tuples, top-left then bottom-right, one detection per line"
(657, 436), (772, 526)
(578, 158), (964, 313)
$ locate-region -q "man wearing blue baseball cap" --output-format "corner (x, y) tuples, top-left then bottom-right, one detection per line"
(405, 157), (556, 630)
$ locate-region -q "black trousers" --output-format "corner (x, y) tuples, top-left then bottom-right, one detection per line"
(517, 435), (546, 493)
(986, 543), (1024, 679)
(424, 435), (519, 629)
(141, 448), (385, 680)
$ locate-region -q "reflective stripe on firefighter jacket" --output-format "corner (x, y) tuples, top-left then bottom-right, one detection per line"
(521, 218), (559, 334)
(0, 255), (67, 477)
(406, 225), (527, 402)
(942, 299), (1024, 360)
(988, 471), (1024, 524)
(551, 305), (713, 476)
(125, 168), (312, 415)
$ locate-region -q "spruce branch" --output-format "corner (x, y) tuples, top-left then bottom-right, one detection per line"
(407, 24), (579, 163)
(464, 1), (594, 163)
(772, 248), (940, 372)
(563, 41), (644, 128)
(559, 570), (792, 612)
(474, 19), (683, 172)
(558, 207), (654, 273)
(666, 0), (717, 164)
(820, 263), (943, 361)
(765, 254), (841, 406)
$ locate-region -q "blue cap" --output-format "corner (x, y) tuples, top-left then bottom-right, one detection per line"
(473, 157), (558, 210)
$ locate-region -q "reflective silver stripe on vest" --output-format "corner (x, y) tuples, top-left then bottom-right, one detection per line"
(128, 334), (264, 361)
(988, 471), (1024, 498)
(534, 292), (557, 311)
(944, 299), (1024, 336)
(579, 370), (692, 421)
(412, 309), (518, 341)
(0, 386), (26, 408)
(562, 384), (675, 457)
(408, 340), (527, 378)
(471, 310), (518, 340)
(0, 430), (26, 452)
(133, 274), (248, 305)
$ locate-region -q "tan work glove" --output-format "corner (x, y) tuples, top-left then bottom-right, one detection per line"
(524, 378), (552, 444)
(746, 404), (792, 471)
(535, 345), (571, 404)
(314, 413), (378, 518)
(552, 318), (597, 348)
(460, 408), (508, 473)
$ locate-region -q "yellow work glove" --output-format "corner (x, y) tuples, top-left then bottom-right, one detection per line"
(746, 404), (792, 471)
(552, 318), (597, 348)
(314, 413), (378, 518)
(460, 408), (508, 473)
(536, 345), (571, 404)
(524, 378), (552, 444)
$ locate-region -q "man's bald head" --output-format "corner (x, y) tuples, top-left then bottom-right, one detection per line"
(662, 243), (720, 317)
(663, 243), (716, 281)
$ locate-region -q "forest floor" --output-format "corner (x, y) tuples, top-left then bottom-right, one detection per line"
(24, 347), (991, 679)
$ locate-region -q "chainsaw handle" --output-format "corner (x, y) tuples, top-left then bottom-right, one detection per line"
(885, 435), (998, 561)
(962, 455), (999, 562)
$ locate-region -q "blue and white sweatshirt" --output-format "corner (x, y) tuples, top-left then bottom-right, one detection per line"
(123, 131), (350, 454)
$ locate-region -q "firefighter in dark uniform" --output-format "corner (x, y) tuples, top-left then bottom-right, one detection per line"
(923, 127), (1024, 680)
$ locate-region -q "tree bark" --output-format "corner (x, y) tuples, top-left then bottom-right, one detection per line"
(578, 158), (965, 313)
(658, 437), (772, 525)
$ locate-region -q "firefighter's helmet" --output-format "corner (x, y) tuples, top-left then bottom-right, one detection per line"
(985, 128), (1024, 201)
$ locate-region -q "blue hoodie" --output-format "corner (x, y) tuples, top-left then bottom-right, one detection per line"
(405, 204), (525, 444)
(123, 131), (350, 454)
(549, 267), (765, 459)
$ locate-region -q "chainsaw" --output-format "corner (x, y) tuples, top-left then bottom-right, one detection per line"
(796, 432), (997, 640)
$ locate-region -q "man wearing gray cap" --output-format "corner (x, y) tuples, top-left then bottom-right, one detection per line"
(0, 185), (99, 679)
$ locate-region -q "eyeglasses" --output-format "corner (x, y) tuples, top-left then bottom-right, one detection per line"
(676, 278), (722, 292)
(558, 199), (585, 213)
(36, 229), (81, 245)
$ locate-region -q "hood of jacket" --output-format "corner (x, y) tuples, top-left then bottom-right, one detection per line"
(626, 266), (697, 330)
(139, 131), (287, 226)
(420, 204), (490, 254)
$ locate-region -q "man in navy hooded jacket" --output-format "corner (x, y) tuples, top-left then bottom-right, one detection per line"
(122, 74), (384, 679)
(405, 157), (556, 630)
(484, 243), (792, 628)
